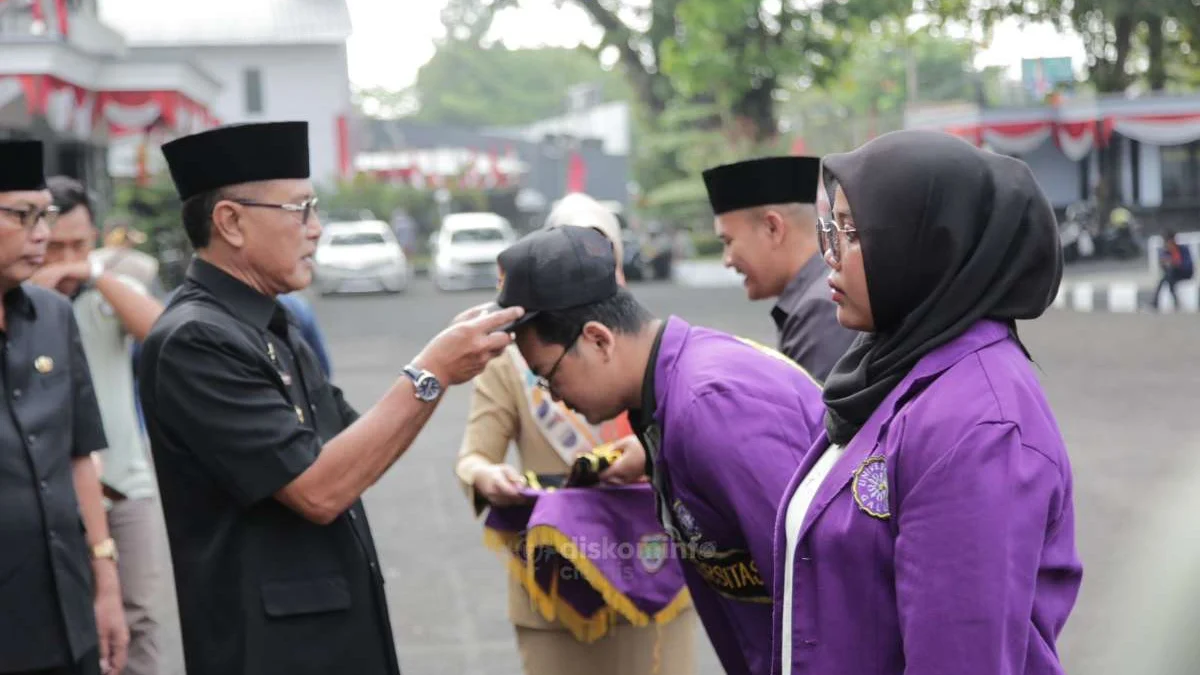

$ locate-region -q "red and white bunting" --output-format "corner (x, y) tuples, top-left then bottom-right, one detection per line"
(980, 122), (1053, 156)
(1111, 113), (1200, 147)
(0, 74), (218, 140)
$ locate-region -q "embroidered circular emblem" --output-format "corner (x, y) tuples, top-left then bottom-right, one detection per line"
(851, 456), (890, 519)
(672, 500), (701, 541)
(637, 533), (670, 573)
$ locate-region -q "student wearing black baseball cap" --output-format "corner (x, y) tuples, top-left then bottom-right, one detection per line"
(495, 224), (620, 331)
(457, 223), (699, 675)
(498, 225), (826, 675)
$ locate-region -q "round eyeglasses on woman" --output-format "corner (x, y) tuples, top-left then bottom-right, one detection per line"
(817, 218), (858, 265)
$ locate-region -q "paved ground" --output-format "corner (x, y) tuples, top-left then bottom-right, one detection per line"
(151, 277), (1200, 674)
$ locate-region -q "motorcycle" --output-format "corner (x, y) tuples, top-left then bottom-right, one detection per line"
(1060, 202), (1096, 263)
(1097, 206), (1144, 260)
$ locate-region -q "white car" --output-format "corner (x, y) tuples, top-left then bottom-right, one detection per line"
(313, 220), (409, 295)
(431, 213), (517, 291)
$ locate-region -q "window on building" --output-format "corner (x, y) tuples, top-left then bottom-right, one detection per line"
(1161, 141), (1200, 203)
(244, 68), (264, 115)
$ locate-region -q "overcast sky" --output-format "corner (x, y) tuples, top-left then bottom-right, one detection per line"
(345, 0), (1086, 91)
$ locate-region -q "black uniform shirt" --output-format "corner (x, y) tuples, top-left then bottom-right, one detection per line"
(0, 284), (107, 672)
(770, 254), (858, 382)
(138, 258), (399, 675)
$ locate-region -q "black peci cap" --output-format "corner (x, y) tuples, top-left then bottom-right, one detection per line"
(161, 121), (310, 201)
(701, 155), (821, 215)
(0, 140), (46, 192)
(495, 226), (618, 328)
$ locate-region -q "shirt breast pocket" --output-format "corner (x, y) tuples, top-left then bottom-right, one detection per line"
(30, 360), (69, 393)
(261, 576), (352, 618)
(28, 359), (72, 425)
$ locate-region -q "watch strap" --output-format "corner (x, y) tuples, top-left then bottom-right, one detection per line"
(90, 537), (118, 561)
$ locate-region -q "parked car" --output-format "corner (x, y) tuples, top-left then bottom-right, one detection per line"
(313, 220), (409, 295)
(431, 212), (517, 291)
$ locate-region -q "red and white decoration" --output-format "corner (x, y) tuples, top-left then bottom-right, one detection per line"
(912, 95), (1200, 159)
(0, 74), (219, 140)
(356, 145), (526, 191)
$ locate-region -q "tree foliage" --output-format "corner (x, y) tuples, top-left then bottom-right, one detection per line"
(406, 42), (628, 127)
(440, 0), (907, 141)
(924, 0), (1199, 93)
(780, 22), (1005, 155)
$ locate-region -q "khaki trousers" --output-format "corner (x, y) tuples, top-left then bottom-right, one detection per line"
(107, 497), (165, 675)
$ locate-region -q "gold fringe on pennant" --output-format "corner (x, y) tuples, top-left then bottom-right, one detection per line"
(523, 525), (692, 629)
(484, 527), (614, 642)
(483, 525), (693, 644)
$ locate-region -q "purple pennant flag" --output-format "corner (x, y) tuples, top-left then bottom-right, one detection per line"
(483, 483), (691, 643)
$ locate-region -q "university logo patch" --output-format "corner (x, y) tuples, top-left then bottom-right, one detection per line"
(852, 455), (890, 519)
(637, 533), (670, 573)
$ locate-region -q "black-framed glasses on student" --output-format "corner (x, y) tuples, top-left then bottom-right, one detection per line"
(0, 204), (59, 231)
(817, 218), (858, 264)
(230, 196), (319, 226)
(536, 328), (582, 392)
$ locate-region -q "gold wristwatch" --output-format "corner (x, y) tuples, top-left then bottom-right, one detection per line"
(91, 538), (118, 562)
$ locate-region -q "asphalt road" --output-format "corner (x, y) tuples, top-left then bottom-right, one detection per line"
(151, 277), (1200, 675)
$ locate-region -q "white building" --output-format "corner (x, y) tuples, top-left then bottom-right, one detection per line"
(99, 0), (354, 186)
(0, 0), (220, 191)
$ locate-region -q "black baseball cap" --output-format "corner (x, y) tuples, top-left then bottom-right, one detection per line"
(495, 226), (618, 329)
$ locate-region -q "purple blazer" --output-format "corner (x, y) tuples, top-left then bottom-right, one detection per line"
(771, 319), (1083, 675)
(642, 317), (825, 675)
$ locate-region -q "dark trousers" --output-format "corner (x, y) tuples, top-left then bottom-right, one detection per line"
(1154, 268), (1188, 309)
(5, 650), (100, 675)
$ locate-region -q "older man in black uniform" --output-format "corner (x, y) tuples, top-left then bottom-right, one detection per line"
(0, 141), (128, 675)
(703, 156), (855, 381)
(137, 121), (522, 675)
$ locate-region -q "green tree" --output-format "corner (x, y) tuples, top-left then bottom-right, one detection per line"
(406, 42), (629, 127)
(437, 0), (907, 143)
(924, 0), (1196, 94)
(780, 23), (1004, 155)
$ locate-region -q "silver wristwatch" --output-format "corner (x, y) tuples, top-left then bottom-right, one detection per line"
(402, 364), (443, 402)
(87, 256), (105, 283)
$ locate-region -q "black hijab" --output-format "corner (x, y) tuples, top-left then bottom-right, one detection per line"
(821, 130), (1063, 446)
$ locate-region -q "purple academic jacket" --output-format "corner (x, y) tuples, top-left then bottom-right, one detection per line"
(770, 319), (1083, 675)
(633, 317), (824, 675)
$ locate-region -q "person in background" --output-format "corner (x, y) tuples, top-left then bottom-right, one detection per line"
(278, 292), (332, 377)
(0, 140), (128, 675)
(1153, 230), (1194, 311)
(91, 218), (161, 298)
(32, 176), (166, 675)
(704, 156), (855, 382)
(772, 130), (1081, 675)
(455, 193), (697, 675)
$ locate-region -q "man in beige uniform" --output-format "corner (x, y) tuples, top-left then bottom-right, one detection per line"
(456, 193), (697, 675)
(33, 176), (166, 675)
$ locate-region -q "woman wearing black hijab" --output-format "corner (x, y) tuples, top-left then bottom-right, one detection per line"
(769, 130), (1083, 675)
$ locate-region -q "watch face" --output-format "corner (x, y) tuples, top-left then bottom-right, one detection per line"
(416, 375), (441, 400)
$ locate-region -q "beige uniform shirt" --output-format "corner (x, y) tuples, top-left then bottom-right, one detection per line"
(456, 350), (582, 629)
(73, 275), (157, 502)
